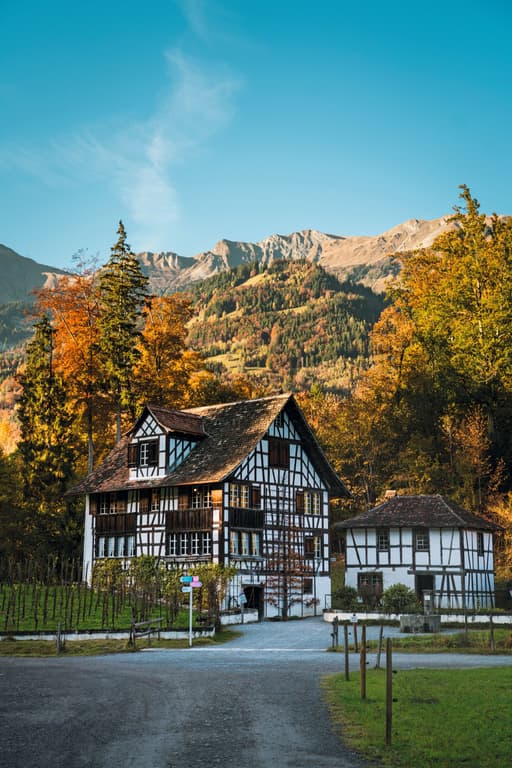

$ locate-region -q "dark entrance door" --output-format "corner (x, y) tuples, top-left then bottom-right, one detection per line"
(244, 586), (264, 620)
(415, 573), (435, 600)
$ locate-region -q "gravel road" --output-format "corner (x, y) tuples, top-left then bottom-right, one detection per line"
(1, 616), (511, 768)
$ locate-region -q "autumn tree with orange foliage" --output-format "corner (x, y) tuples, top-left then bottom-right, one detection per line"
(37, 253), (105, 474)
(133, 294), (203, 410)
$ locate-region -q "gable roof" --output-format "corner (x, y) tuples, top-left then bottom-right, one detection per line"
(334, 494), (498, 531)
(69, 394), (349, 497)
(129, 405), (206, 438)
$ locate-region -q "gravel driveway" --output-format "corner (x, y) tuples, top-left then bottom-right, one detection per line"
(1, 616), (511, 768)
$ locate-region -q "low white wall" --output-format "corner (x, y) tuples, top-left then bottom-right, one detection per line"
(0, 628), (215, 642)
(323, 610), (512, 625)
(221, 610), (258, 625)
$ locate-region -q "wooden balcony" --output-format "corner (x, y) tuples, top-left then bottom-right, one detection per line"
(166, 507), (213, 532)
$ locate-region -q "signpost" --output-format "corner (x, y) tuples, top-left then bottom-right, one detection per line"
(180, 574), (202, 647)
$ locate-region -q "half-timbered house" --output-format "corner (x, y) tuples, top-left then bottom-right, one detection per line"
(73, 394), (349, 618)
(335, 494), (498, 609)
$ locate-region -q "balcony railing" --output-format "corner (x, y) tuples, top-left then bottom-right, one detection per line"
(166, 507), (213, 532)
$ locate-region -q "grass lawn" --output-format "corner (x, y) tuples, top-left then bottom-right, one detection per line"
(332, 628), (512, 654)
(0, 628), (241, 657)
(324, 666), (512, 768)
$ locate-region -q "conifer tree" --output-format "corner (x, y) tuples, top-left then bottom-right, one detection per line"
(16, 315), (79, 558)
(98, 221), (149, 439)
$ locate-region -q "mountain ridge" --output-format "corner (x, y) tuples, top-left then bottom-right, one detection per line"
(1, 215), (455, 300)
(135, 215), (455, 294)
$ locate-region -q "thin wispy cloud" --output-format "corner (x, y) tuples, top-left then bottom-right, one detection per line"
(1, 49), (239, 253)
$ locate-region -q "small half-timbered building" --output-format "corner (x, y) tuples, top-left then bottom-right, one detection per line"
(335, 494), (498, 609)
(73, 394), (349, 618)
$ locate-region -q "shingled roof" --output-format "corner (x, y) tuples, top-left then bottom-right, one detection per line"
(129, 405), (206, 438)
(69, 394), (348, 497)
(335, 494), (497, 531)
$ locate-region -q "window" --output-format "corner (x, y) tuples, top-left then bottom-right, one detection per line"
(377, 528), (389, 552)
(268, 438), (289, 469)
(414, 529), (430, 552)
(230, 531), (261, 557)
(305, 536), (321, 559)
(125, 535), (135, 557)
(191, 532), (200, 556)
(477, 531), (484, 557)
(304, 491), (321, 515)
(303, 578), (313, 595)
(167, 533), (178, 556)
(98, 493), (127, 514)
(230, 530), (239, 555)
(191, 487), (212, 509)
(358, 572), (383, 589)
(151, 490), (160, 512)
(96, 534), (136, 559)
(180, 533), (189, 556)
(128, 440), (158, 467)
(94, 503), (135, 559)
(229, 483), (249, 508)
(166, 532), (212, 558)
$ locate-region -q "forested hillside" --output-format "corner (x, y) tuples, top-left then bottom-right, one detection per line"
(187, 260), (385, 392)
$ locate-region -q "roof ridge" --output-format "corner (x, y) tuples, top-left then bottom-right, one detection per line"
(184, 392), (291, 413)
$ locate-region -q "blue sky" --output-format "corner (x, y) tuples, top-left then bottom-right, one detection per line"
(1, 0), (511, 270)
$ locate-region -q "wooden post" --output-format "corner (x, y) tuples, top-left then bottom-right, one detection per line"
(344, 623), (349, 681)
(386, 638), (392, 746)
(360, 625), (366, 699)
(332, 616), (339, 648)
(56, 622), (62, 655)
(375, 625), (384, 669)
(489, 614), (495, 651)
(353, 623), (358, 653)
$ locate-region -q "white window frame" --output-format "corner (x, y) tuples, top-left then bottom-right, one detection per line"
(305, 491), (321, 515)
(251, 532), (260, 556)
(229, 483), (249, 508)
(230, 530), (239, 555)
(168, 533), (178, 557)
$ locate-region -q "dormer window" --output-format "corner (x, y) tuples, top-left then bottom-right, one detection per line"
(128, 439), (159, 468)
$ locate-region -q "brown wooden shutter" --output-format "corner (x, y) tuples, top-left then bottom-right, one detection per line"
(89, 496), (98, 516)
(268, 438), (279, 467)
(148, 440), (159, 466)
(128, 443), (138, 467)
(178, 489), (191, 510)
(304, 537), (314, 555)
(251, 486), (261, 508)
(211, 489), (223, 507)
(139, 490), (150, 514)
(296, 491), (304, 512)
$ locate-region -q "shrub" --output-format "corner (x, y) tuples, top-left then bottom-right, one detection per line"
(333, 586), (359, 611)
(382, 583), (420, 614)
